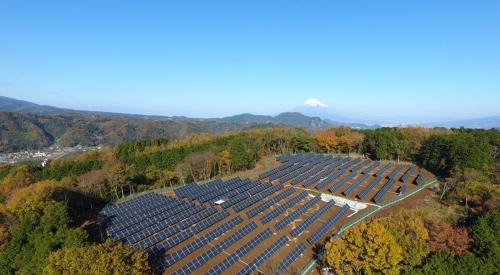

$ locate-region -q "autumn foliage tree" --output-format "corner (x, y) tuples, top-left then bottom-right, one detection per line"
(325, 221), (403, 275)
(425, 218), (470, 255)
(380, 210), (430, 269)
(315, 126), (364, 154)
(44, 239), (150, 275)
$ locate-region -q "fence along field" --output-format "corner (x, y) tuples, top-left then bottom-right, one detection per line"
(100, 153), (434, 274)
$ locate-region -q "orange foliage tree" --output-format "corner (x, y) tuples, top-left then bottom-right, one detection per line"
(425, 218), (471, 256)
(315, 127), (363, 154)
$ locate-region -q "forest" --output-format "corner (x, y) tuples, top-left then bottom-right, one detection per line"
(0, 126), (498, 274)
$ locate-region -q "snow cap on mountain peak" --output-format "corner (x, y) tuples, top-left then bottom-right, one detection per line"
(303, 98), (328, 108)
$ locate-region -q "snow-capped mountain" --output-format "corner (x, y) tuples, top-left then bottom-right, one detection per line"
(292, 98), (380, 126)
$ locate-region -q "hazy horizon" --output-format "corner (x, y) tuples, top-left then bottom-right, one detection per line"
(1, 1), (499, 121)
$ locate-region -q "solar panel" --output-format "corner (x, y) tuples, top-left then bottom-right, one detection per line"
(372, 178), (397, 203)
(192, 210), (229, 233)
(290, 200), (335, 237)
(232, 183), (283, 212)
(111, 203), (201, 242)
(220, 182), (272, 209)
(398, 184), (408, 195)
(129, 205), (207, 250)
(124, 206), (215, 245)
(357, 176), (382, 200)
(172, 221), (258, 275)
(363, 161), (381, 174)
(375, 163), (392, 177)
(148, 229), (195, 258)
(314, 169), (345, 190)
(246, 188), (295, 218)
(291, 159), (332, 185)
(156, 215), (243, 271)
(108, 201), (190, 235)
(261, 191), (308, 224)
(400, 166), (416, 182)
(328, 171), (357, 192)
(205, 228), (273, 275)
(307, 204), (350, 245)
(277, 243), (306, 273)
(350, 159), (371, 172)
(415, 173), (425, 185)
(342, 174), (369, 196)
(302, 158), (344, 187)
(387, 165), (403, 179)
(275, 195), (321, 230)
(237, 235), (289, 275)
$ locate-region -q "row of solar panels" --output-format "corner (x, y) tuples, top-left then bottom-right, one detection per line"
(272, 154), (427, 204)
(260, 154), (336, 181)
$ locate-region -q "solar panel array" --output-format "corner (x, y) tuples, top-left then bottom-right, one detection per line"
(172, 221), (258, 275)
(100, 153), (429, 274)
(400, 166), (416, 182)
(277, 243), (306, 273)
(237, 235), (289, 275)
(124, 205), (213, 245)
(232, 183), (283, 212)
(375, 163), (393, 177)
(357, 176), (383, 199)
(342, 173), (370, 196)
(246, 187), (296, 218)
(205, 228), (273, 275)
(261, 191), (308, 224)
(142, 209), (230, 256)
(220, 181), (271, 209)
(156, 215), (243, 271)
(372, 178), (397, 203)
(308, 204), (350, 245)
(387, 165), (403, 179)
(415, 173), (426, 185)
(314, 158), (362, 190)
(275, 195), (321, 230)
(328, 171), (357, 192)
(363, 161), (381, 174)
(290, 200), (335, 237)
(109, 201), (191, 240)
(291, 158), (334, 185)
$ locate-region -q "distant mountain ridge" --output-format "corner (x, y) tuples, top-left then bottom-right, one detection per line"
(0, 96), (498, 153)
(0, 97), (338, 153)
(218, 112), (332, 129)
(424, 116), (500, 129)
(0, 96), (371, 130)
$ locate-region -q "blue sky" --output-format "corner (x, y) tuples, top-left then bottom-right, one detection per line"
(1, 1), (499, 121)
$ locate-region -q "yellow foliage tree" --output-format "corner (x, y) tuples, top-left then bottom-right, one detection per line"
(218, 149), (232, 175)
(325, 221), (403, 275)
(380, 209), (430, 269)
(315, 127), (364, 154)
(5, 180), (61, 215)
(44, 239), (150, 275)
(0, 165), (33, 199)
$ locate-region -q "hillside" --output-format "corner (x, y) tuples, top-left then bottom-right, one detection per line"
(0, 97), (340, 153)
(219, 112), (331, 129)
(0, 111), (256, 152)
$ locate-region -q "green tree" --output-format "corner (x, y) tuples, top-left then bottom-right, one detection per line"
(362, 128), (408, 161)
(0, 201), (86, 274)
(470, 207), (500, 270)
